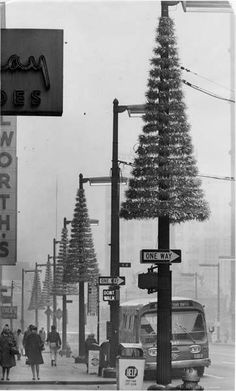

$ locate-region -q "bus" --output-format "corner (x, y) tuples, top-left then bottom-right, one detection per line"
(119, 296), (211, 377)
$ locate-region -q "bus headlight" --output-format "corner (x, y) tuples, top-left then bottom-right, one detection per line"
(148, 347), (157, 357)
(189, 345), (201, 354)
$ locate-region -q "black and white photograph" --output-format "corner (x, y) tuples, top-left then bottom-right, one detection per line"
(0, 0), (235, 390)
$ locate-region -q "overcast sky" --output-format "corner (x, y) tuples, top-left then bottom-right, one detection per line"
(1, 0), (234, 281)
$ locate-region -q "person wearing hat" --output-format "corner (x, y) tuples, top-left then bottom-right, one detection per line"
(23, 324), (33, 350)
(0, 325), (17, 381)
(24, 326), (44, 381)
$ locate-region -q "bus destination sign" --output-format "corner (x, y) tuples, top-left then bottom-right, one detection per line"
(140, 249), (181, 264)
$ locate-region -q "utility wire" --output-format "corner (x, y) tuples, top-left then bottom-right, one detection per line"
(182, 79), (235, 103)
(181, 65), (235, 94)
(118, 160), (235, 181)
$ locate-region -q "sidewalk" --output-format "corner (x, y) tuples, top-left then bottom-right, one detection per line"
(0, 350), (117, 386)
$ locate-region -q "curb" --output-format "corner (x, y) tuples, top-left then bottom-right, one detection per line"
(0, 380), (117, 385)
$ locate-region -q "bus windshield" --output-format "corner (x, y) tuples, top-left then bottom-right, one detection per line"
(140, 310), (206, 344)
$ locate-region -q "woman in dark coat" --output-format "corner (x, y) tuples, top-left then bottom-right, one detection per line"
(25, 326), (44, 381)
(0, 325), (17, 381)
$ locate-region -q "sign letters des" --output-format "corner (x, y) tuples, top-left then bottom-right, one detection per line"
(1, 29), (63, 116)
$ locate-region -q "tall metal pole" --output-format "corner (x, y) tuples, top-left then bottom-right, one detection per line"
(53, 239), (57, 328)
(78, 174), (85, 357)
(110, 99), (121, 367)
(97, 284), (100, 344)
(156, 2), (172, 385)
(62, 217), (69, 352)
(35, 263), (38, 329)
(10, 281), (14, 330)
(230, 12), (235, 343)
(217, 262), (220, 342)
(195, 273), (198, 300)
(21, 269), (24, 331)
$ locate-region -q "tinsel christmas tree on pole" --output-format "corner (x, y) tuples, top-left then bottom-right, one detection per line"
(53, 224), (78, 351)
(120, 11), (209, 386)
(39, 259), (53, 333)
(64, 174), (99, 357)
(120, 18), (209, 223)
(28, 266), (44, 328)
(52, 226), (78, 296)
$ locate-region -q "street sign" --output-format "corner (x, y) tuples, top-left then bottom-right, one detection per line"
(140, 249), (181, 264)
(66, 300), (73, 303)
(44, 307), (52, 316)
(119, 262), (131, 268)
(103, 289), (119, 301)
(99, 276), (125, 286)
(0, 305), (17, 319)
(56, 308), (63, 319)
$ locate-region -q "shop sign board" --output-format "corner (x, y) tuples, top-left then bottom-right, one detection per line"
(0, 116), (17, 265)
(0, 305), (17, 319)
(1, 29), (63, 116)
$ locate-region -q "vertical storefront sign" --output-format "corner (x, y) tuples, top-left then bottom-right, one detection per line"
(0, 116), (17, 265)
(87, 283), (98, 316)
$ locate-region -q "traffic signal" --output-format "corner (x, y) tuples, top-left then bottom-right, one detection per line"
(138, 272), (158, 290)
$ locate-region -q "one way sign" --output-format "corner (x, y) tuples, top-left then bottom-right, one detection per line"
(140, 249), (181, 264)
(99, 276), (125, 286)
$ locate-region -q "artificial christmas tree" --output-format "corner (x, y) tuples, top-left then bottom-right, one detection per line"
(39, 259), (53, 333)
(63, 176), (99, 357)
(28, 267), (44, 328)
(52, 226), (78, 296)
(120, 17), (209, 223)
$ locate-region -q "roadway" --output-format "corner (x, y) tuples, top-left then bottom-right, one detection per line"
(1, 343), (234, 390)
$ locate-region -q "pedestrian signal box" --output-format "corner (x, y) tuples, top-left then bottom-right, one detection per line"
(138, 272), (158, 290)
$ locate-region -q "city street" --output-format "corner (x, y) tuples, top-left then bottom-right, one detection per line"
(0, 1), (235, 391)
(0, 343), (234, 390)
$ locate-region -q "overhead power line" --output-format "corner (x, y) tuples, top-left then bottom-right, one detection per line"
(182, 79), (235, 103)
(118, 160), (235, 182)
(181, 65), (235, 93)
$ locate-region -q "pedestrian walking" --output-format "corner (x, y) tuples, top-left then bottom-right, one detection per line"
(23, 324), (33, 350)
(16, 329), (24, 360)
(39, 327), (46, 344)
(46, 325), (61, 366)
(0, 325), (18, 381)
(24, 326), (44, 381)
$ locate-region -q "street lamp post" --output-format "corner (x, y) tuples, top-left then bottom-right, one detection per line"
(111, 99), (146, 368)
(199, 263), (220, 342)
(37, 261), (53, 334)
(81, 173), (127, 362)
(53, 239), (61, 327)
(62, 217), (71, 353)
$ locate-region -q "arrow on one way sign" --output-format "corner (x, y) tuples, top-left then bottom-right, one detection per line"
(140, 249), (181, 264)
(99, 276), (125, 286)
